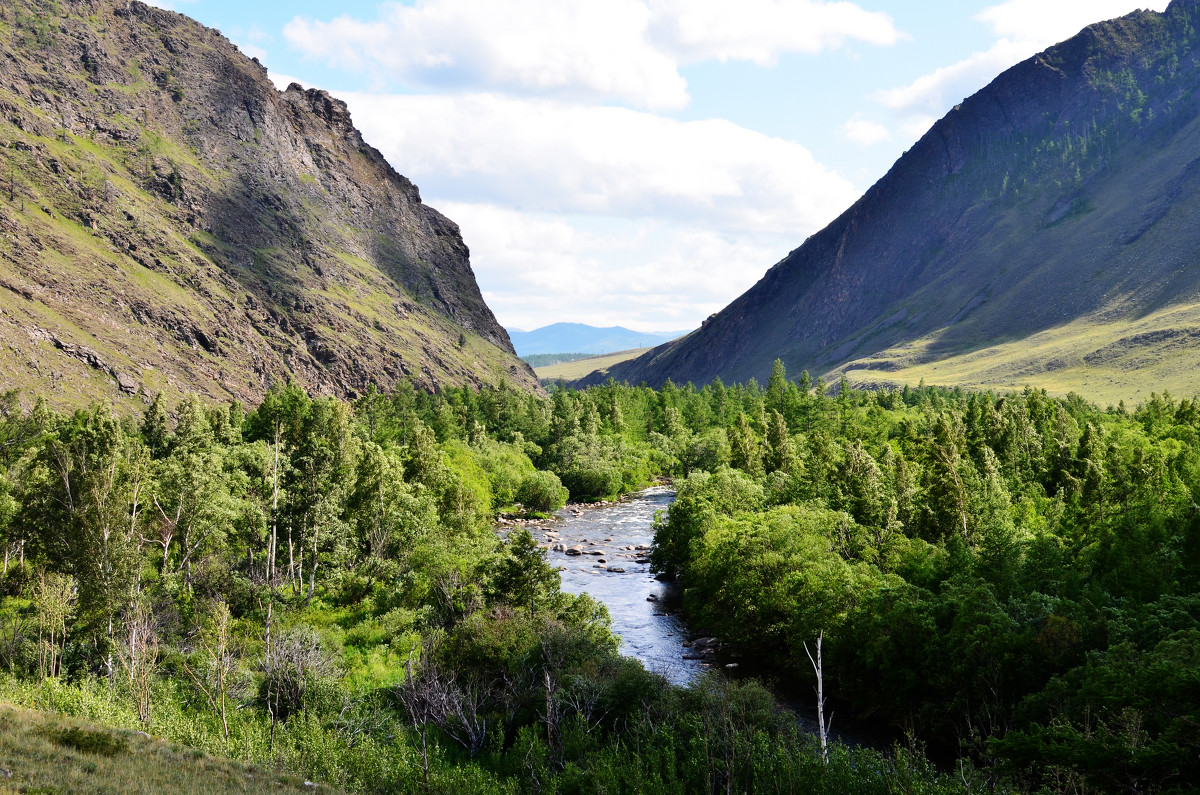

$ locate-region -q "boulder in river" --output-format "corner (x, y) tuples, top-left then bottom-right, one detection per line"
(565, 546), (583, 556)
(606, 566), (626, 573)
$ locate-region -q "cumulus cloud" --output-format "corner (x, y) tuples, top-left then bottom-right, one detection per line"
(342, 92), (860, 236)
(648, 0), (902, 64)
(840, 115), (892, 145)
(284, 0), (900, 110)
(872, 37), (1033, 117)
(439, 202), (783, 330)
(285, 0), (688, 110)
(976, 0), (1168, 44)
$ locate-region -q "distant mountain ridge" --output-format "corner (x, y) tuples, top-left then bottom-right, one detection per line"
(589, 0), (1200, 402)
(508, 323), (688, 357)
(0, 0), (535, 408)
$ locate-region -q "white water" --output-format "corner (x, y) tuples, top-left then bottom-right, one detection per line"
(535, 487), (710, 685)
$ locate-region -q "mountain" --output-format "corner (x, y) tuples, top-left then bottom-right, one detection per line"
(507, 323), (689, 357)
(590, 0), (1200, 403)
(0, 0), (535, 409)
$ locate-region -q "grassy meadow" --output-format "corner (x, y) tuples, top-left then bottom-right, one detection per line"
(534, 347), (653, 382)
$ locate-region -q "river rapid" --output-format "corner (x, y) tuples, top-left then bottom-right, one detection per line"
(544, 486), (708, 685)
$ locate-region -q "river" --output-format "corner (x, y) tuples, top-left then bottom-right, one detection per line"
(543, 485), (708, 685)
(504, 485), (896, 750)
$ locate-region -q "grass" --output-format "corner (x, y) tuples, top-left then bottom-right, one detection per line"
(841, 300), (1200, 405)
(536, 348), (654, 382)
(0, 702), (331, 794)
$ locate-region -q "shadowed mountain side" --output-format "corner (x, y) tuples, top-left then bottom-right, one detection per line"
(0, 0), (534, 409)
(587, 0), (1200, 400)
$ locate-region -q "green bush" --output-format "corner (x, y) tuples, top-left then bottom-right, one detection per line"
(516, 470), (568, 513)
(560, 459), (623, 502)
(472, 439), (537, 508)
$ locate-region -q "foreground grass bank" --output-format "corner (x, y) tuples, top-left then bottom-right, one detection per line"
(0, 700), (324, 794)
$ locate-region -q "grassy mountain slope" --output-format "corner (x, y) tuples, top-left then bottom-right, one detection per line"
(533, 346), (653, 381)
(0, 0), (536, 410)
(591, 0), (1200, 401)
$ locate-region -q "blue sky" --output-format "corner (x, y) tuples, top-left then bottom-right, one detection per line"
(150, 0), (1168, 332)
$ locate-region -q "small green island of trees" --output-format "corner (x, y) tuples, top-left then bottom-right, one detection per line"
(0, 365), (1196, 793)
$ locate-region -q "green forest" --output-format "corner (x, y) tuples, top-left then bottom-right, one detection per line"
(0, 366), (1196, 793)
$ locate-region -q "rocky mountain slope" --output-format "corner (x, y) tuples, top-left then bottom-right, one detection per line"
(0, 0), (535, 409)
(592, 0), (1200, 403)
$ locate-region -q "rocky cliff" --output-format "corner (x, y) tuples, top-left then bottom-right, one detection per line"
(0, 0), (536, 408)
(594, 0), (1200, 402)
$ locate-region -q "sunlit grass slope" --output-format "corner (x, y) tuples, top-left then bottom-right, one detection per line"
(535, 347), (653, 382)
(843, 301), (1200, 405)
(0, 702), (329, 794)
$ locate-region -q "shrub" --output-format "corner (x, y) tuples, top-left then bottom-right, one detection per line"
(560, 460), (623, 502)
(516, 471), (568, 514)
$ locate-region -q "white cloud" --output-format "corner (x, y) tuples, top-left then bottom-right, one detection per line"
(976, 0), (1169, 44)
(840, 115), (892, 145)
(285, 0), (689, 110)
(343, 92), (859, 236)
(440, 202), (781, 330)
(872, 37), (1032, 116)
(648, 0), (902, 64)
(284, 0), (901, 110)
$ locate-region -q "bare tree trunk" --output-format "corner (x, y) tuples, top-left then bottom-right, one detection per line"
(804, 630), (831, 764)
(305, 523), (319, 604)
(288, 525), (296, 593)
(269, 427), (280, 584)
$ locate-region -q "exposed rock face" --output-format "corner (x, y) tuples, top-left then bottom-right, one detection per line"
(0, 0), (536, 407)
(593, 0), (1200, 396)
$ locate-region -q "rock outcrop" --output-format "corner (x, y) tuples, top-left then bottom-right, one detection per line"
(0, 0), (536, 408)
